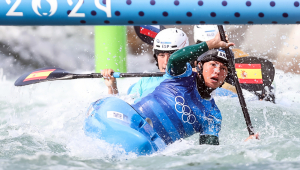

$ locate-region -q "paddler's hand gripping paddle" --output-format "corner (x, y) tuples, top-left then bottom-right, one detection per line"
(217, 25), (255, 136)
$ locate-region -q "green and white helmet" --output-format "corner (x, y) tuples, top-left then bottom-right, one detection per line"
(153, 28), (189, 53)
(194, 25), (218, 43)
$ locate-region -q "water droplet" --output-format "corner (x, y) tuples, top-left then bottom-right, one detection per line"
(281, 35), (286, 40)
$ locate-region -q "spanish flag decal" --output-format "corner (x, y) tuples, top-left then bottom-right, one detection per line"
(235, 64), (263, 84)
(23, 69), (56, 82)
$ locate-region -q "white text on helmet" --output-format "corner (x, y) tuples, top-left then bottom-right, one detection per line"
(217, 50), (227, 60)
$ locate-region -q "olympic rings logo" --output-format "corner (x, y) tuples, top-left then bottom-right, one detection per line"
(175, 96), (196, 124)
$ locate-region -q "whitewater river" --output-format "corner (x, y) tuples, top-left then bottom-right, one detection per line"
(0, 69), (300, 169)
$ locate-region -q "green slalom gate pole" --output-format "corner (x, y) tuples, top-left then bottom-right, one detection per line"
(95, 26), (127, 73)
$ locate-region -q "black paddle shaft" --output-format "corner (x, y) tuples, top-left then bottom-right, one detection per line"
(14, 68), (166, 86)
(217, 25), (255, 136)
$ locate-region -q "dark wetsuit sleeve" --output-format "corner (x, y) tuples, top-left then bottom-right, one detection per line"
(167, 42), (209, 76)
(199, 135), (219, 145)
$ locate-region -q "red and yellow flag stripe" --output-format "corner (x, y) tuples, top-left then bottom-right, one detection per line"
(235, 64), (263, 84)
(23, 69), (56, 82)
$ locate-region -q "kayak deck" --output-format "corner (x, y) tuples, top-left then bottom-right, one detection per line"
(84, 97), (166, 155)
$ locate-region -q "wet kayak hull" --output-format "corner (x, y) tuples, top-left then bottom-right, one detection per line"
(84, 97), (166, 155)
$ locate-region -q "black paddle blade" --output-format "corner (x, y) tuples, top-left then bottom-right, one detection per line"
(134, 25), (166, 45)
(226, 57), (275, 92)
(15, 67), (70, 86)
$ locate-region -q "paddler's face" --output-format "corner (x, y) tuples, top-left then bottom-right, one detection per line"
(201, 61), (228, 89)
(157, 53), (171, 72)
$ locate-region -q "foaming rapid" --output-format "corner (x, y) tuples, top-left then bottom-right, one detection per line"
(0, 69), (300, 169)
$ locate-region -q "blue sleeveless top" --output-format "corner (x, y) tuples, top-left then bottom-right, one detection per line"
(132, 63), (222, 145)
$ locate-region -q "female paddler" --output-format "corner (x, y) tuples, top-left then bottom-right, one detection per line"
(98, 28), (258, 147)
(130, 29), (258, 145)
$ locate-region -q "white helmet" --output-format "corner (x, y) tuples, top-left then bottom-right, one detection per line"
(153, 28), (189, 53)
(194, 25), (218, 43)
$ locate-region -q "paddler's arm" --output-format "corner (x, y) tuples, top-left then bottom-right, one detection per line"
(101, 69), (119, 95)
(167, 34), (234, 76)
(167, 42), (208, 76)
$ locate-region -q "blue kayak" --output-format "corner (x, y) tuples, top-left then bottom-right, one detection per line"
(84, 88), (236, 156)
(84, 97), (166, 155)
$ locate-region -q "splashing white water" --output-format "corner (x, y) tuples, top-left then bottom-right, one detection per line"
(1, 68), (300, 169)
